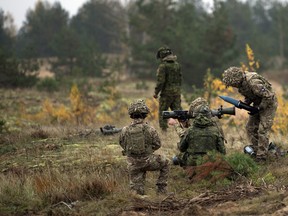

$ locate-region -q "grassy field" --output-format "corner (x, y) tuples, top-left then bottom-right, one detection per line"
(1, 78), (288, 215)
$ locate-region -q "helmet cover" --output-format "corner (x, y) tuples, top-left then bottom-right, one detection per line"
(156, 46), (172, 59)
(128, 99), (150, 115)
(222, 67), (244, 87)
(188, 97), (209, 117)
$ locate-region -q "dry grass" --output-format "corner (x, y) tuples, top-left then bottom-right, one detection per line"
(1, 78), (288, 215)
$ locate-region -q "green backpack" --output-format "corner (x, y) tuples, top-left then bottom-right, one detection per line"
(126, 124), (151, 156)
(187, 115), (218, 154)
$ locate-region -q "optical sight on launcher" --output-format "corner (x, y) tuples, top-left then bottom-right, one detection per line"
(162, 106), (235, 121)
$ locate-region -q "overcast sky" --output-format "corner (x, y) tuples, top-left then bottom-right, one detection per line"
(0, 0), (92, 29)
(0, 0), (213, 30)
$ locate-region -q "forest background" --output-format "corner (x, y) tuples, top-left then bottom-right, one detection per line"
(1, 0), (288, 215)
(1, 0), (288, 88)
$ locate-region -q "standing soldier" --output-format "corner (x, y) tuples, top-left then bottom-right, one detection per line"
(119, 99), (169, 195)
(153, 46), (182, 131)
(222, 67), (278, 161)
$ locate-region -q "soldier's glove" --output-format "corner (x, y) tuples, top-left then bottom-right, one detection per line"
(153, 94), (158, 99)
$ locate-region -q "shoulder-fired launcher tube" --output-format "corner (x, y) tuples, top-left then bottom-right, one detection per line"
(162, 106), (235, 120)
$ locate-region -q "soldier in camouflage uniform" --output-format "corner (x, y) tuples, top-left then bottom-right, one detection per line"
(222, 67), (278, 161)
(119, 99), (169, 195)
(171, 97), (225, 139)
(170, 101), (226, 167)
(153, 46), (182, 131)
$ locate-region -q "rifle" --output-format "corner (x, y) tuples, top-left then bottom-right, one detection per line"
(100, 124), (122, 135)
(219, 96), (259, 115)
(162, 106), (235, 121)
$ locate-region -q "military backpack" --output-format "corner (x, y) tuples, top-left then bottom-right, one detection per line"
(186, 115), (219, 154)
(125, 123), (152, 156)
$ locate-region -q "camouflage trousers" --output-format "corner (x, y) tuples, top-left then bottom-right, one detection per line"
(159, 94), (182, 130)
(127, 154), (169, 195)
(246, 98), (278, 159)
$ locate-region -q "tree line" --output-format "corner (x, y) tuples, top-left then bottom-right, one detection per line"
(0, 0), (287, 88)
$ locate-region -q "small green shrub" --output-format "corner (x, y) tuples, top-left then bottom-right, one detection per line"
(36, 78), (59, 92)
(195, 152), (259, 179)
(225, 153), (259, 177)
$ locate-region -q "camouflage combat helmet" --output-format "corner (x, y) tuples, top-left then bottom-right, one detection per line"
(222, 67), (244, 87)
(193, 104), (212, 118)
(156, 46), (172, 59)
(189, 97), (209, 117)
(128, 99), (150, 115)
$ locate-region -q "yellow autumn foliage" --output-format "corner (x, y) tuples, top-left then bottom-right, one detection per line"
(22, 85), (95, 125)
(272, 92), (288, 135)
(42, 99), (54, 116)
(146, 97), (159, 121)
(53, 104), (72, 123)
(70, 84), (86, 123)
(42, 99), (72, 124)
(241, 44), (260, 72)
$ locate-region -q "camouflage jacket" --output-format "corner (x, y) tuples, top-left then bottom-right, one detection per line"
(178, 114), (226, 155)
(119, 118), (161, 157)
(154, 55), (182, 96)
(173, 117), (225, 140)
(239, 72), (277, 109)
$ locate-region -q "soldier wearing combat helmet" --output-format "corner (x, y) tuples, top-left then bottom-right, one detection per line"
(170, 102), (226, 167)
(189, 97), (209, 118)
(222, 67), (244, 88)
(222, 67), (278, 161)
(154, 46), (182, 131)
(119, 99), (169, 195)
(127, 99), (150, 118)
(170, 97), (224, 138)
